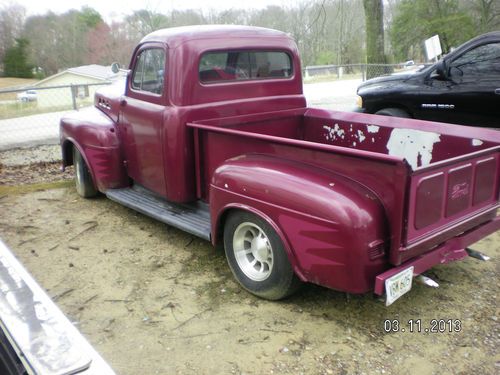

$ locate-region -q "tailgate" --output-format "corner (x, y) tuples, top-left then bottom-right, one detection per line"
(399, 147), (499, 263)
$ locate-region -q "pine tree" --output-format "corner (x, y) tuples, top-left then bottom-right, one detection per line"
(3, 38), (33, 78)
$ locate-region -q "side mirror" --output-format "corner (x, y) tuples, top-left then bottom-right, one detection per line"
(111, 62), (121, 74)
(435, 60), (448, 80)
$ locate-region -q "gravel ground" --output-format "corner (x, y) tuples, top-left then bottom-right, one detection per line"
(0, 144), (61, 166)
(0, 145), (499, 375)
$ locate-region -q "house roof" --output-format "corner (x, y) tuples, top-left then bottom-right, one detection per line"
(67, 65), (118, 80)
(34, 64), (121, 86)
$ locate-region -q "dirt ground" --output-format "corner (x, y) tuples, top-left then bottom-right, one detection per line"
(0, 148), (499, 375)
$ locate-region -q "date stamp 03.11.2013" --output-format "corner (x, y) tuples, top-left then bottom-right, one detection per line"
(383, 319), (462, 333)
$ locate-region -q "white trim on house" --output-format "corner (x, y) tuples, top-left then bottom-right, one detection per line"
(33, 65), (119, 86)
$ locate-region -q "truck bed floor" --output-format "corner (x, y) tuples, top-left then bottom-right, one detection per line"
(106, 186), (211, 240)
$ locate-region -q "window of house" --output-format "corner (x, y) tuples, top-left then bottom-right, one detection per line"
(76, 85), (89, 98)
(199, 50), (292, 83)
(131, 48), (166, 94)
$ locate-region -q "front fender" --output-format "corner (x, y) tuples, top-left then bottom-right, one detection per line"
(210, 154), (389, 294)
(60, 107), (128, 192)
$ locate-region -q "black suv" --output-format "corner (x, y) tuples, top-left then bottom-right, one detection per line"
(356, 32), (500, 128)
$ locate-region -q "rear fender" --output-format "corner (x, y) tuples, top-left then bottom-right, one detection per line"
(60, 107), (128, 192)
(210, 154), (389, 294)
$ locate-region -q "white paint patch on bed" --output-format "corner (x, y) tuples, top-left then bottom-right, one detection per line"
(386, 128), (441, 170)
(472, 139), (483, 146)
(367, 124), (380, 133)
(323, 124), (346, 141)
(357, 130), (366, 143)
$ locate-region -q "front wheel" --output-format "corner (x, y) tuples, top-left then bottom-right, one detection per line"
(224, 211), (301, 300)
(73, 147), (97, 198)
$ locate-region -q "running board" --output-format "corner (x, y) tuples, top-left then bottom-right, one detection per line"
(106, 186), (211, 241)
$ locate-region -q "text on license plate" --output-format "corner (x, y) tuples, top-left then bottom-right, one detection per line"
(385, 266), (414, 306)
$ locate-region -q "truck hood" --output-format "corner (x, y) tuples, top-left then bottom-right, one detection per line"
(357, 73), (415, 91)
(94, 78), (126, 123)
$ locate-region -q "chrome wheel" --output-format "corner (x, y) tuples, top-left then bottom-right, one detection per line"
(233, 222), (273, 281)
(73, 147), (97, 198)
(75, 158), (83, 192)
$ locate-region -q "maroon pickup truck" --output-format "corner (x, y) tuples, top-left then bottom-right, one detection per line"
(60, 25), (499, 305)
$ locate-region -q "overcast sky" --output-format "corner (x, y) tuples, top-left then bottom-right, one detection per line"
(9, 0), (303, 22)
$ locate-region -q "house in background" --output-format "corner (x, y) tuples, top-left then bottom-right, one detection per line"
(32, 65), (121, 109)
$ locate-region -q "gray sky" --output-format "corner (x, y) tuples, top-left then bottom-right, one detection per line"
(10, 0), (303, 22)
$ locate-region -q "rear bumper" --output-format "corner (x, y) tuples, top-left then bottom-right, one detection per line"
(374, 215), (499, 295)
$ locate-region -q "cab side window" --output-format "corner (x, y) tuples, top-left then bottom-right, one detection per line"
(449, 43), (500, 78)
(131, 49), (166, 94)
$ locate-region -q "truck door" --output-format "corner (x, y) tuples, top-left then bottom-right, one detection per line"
(444, 41), (500, 128)
(120, 45), (168, 196)
(426, 41), (500, 128)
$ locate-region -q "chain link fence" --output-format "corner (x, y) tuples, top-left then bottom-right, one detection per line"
(303, 63), (429, 81)
(0, 64), (430, 151)
(0, 82), (110, 150)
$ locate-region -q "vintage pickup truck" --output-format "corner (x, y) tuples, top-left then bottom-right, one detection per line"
(60, 26), (499, 305)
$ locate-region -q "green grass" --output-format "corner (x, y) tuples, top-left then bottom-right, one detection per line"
(0, 102), (92, 120)
(0, 102), (71, 120)
(0, 77), (39, 89)
(0, 180), (72, 196)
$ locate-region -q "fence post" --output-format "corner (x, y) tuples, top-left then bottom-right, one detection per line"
(70, 84), (78, 111)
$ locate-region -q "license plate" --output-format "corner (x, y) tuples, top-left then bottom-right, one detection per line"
(385, 266), (414, 306)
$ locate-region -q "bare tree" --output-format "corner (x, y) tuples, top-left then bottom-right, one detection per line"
(363, 0), (386, 66)
(460, 0), (500, 33)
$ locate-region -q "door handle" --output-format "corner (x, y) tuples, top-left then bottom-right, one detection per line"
(495, 88), (500, 95)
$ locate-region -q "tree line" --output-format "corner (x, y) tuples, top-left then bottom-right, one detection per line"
(0, 0), (498, 78)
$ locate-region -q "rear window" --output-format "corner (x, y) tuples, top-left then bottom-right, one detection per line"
(199, 51), (292, 83)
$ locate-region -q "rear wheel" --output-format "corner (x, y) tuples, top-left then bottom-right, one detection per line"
(375, 107), (410, 118)
(224, 211), (301, 300)
(73, 147), (97, 198)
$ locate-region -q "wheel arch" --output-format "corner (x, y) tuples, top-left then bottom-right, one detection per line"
(61, 138), (76, 167)
(370, 101), (414, 117)
(213, 204), (307, 282)
(62, 138), (99, 190)
(59, 107), (128, 192)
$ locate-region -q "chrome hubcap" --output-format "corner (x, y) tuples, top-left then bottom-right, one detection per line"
(233, 222), (273, 281)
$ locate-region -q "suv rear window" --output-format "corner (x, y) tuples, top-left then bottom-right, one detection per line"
(199, 51), (292, 83)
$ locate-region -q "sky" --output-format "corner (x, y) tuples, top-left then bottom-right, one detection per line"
(6, 0), (302, 22)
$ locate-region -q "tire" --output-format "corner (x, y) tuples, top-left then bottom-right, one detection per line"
(224, 211), (301, 300)
(375, 107), (411, 118)
(73, 147), (97, 198)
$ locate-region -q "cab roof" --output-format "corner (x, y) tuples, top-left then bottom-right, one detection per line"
(140, 25), (292, 49)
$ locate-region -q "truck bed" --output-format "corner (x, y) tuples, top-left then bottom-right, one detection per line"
(188, 108), (499, 265)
